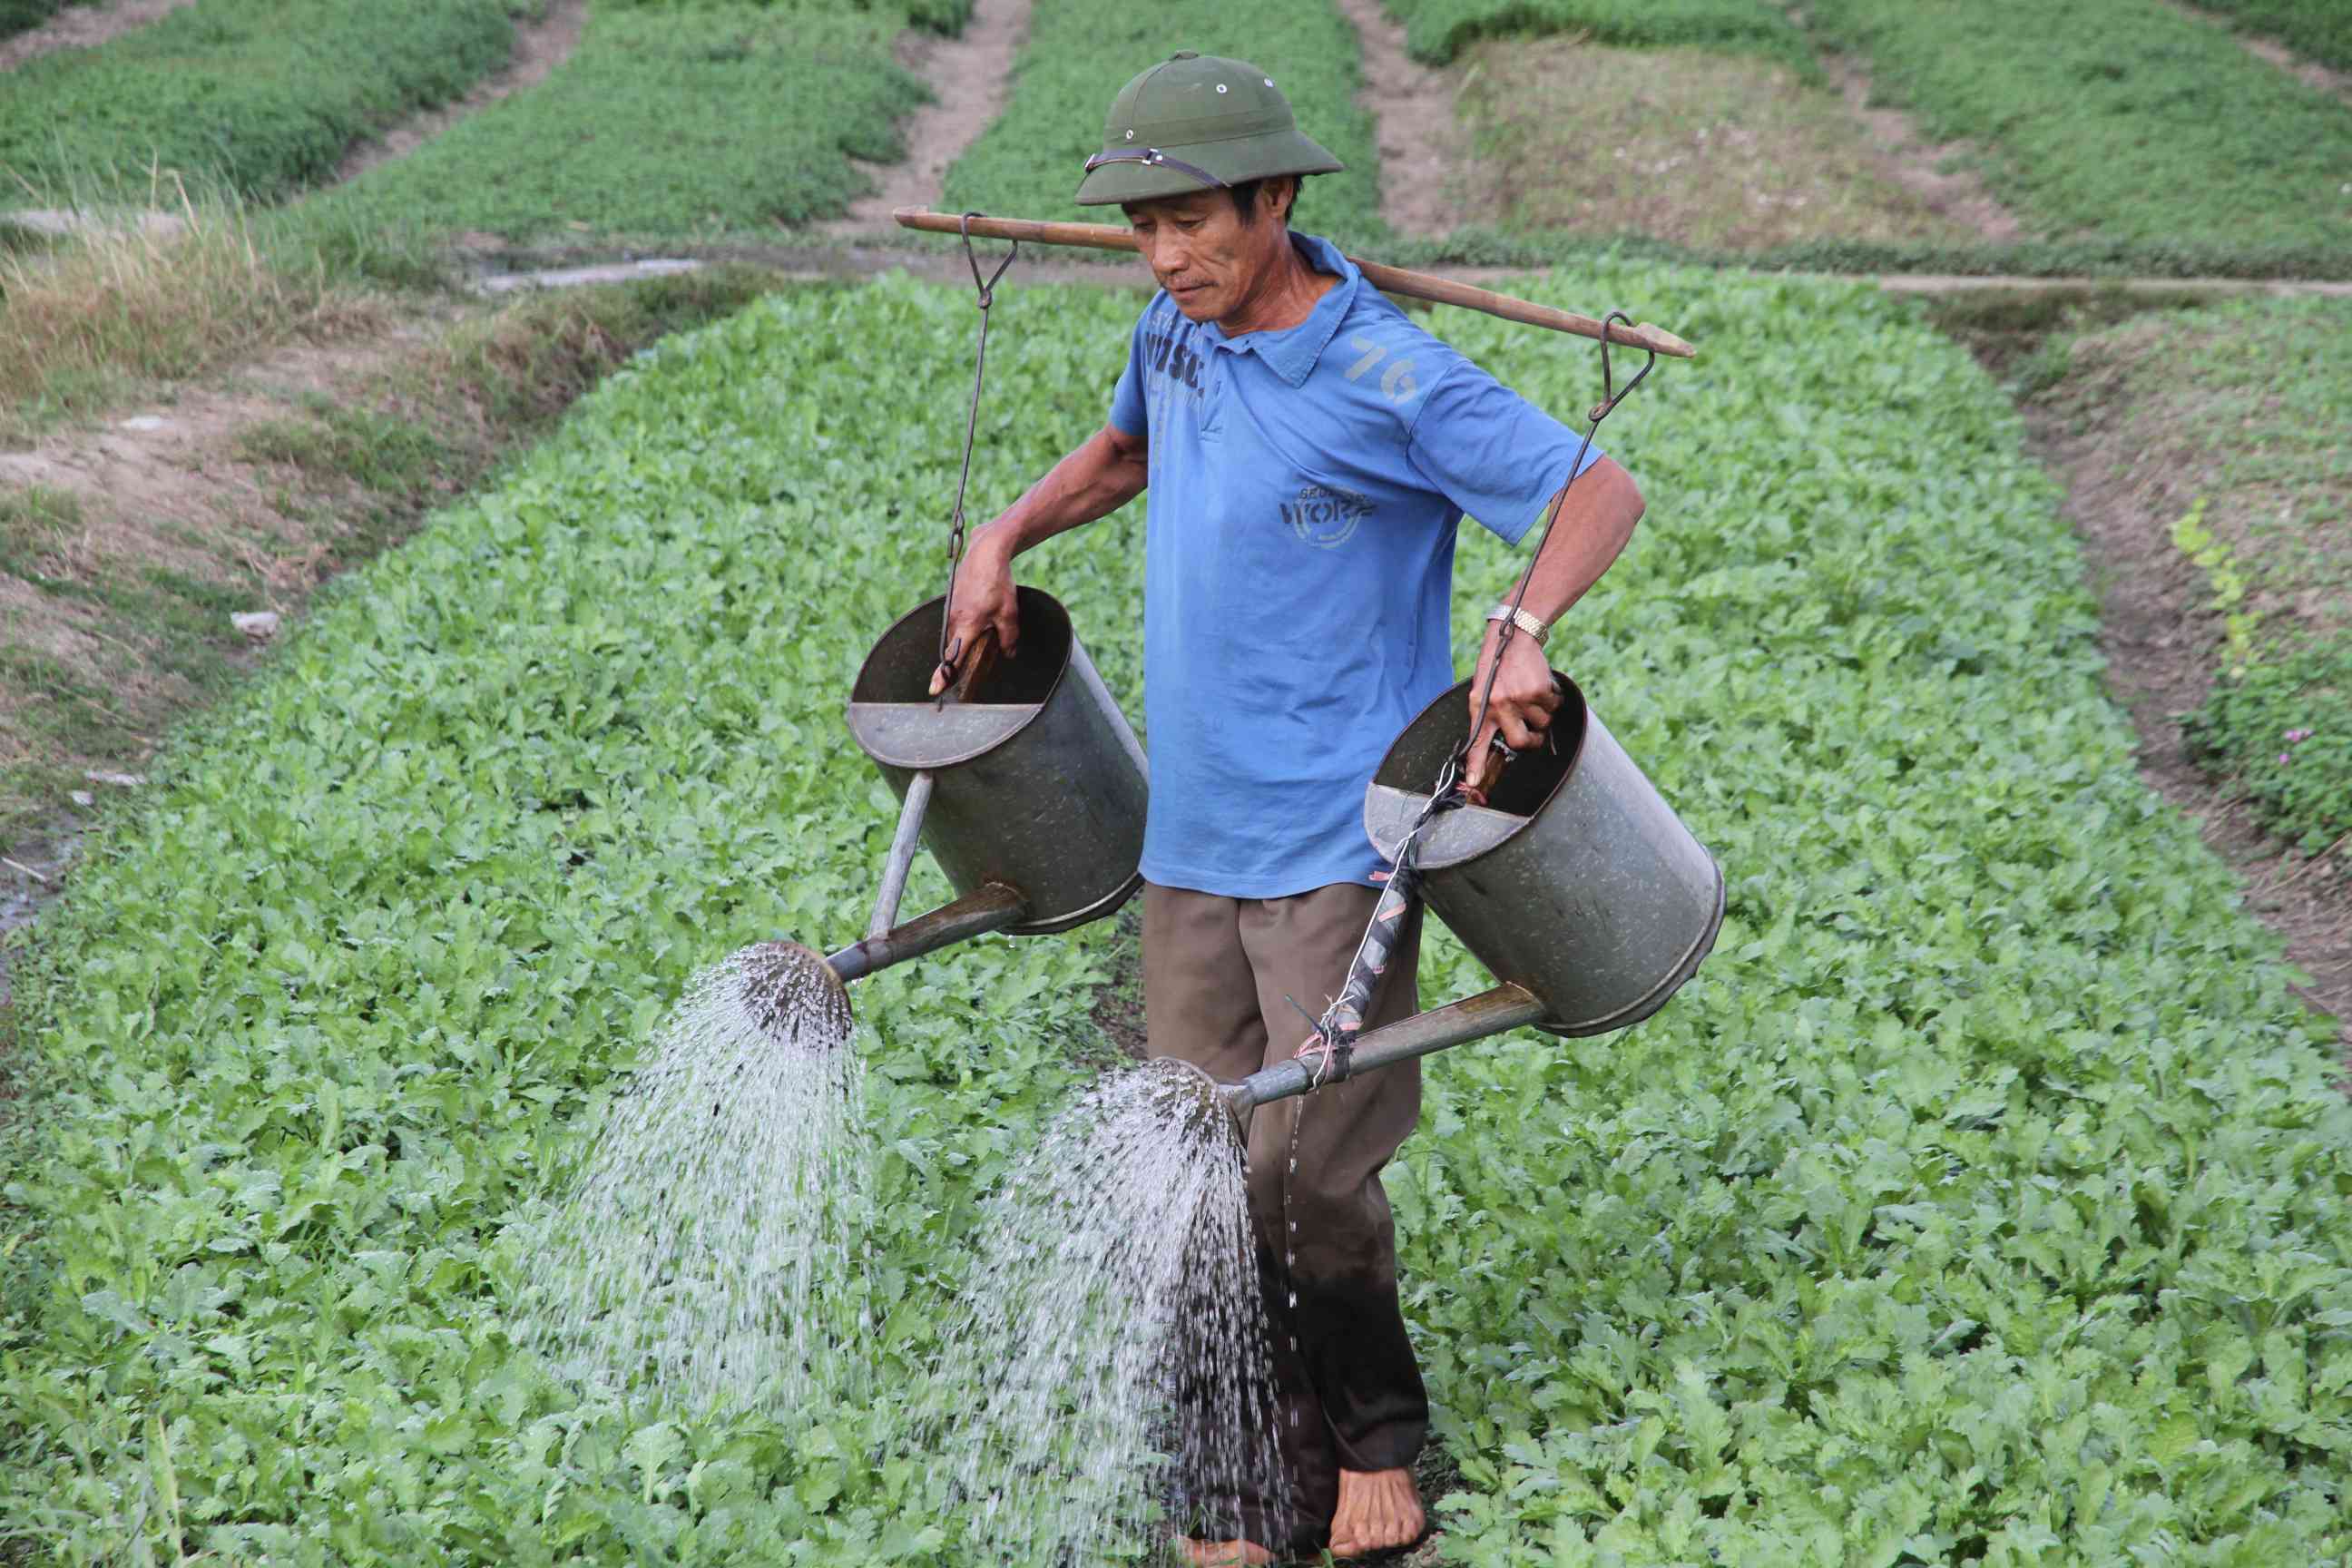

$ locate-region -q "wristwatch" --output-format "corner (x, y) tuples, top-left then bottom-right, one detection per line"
(1485, 603), (1550, 647)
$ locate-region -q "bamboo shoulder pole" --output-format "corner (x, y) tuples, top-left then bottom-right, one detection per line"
(892, 207), (1696, 360)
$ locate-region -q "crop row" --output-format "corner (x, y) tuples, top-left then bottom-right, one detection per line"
(0, 0), (519, 209)
(1801, 0), (2352, 257)
(1377, 0), (1816, 72)
(2196, 0), (2352, 71)
(301, 2), (930, 242)
(940, 0), (1389, 247)
(4, 268), (2347, 1563)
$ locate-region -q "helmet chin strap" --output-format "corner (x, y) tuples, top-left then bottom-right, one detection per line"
(1081, 146), (1230, 191)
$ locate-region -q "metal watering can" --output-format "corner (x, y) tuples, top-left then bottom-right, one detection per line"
(1217, 671), (1725, 1118)
(744, 587), (1148, 1023)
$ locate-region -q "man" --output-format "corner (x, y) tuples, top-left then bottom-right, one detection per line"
(932, 53), (1645, 1563)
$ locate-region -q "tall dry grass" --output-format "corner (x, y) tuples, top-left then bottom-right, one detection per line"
(0, 170), (385, 435)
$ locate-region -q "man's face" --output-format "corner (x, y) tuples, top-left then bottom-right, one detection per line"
(1122, 186), (1289, 325)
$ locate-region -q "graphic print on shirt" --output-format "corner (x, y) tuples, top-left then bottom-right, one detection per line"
(1141, 319), (1210, 403)
(1280, 483), (1373, 549)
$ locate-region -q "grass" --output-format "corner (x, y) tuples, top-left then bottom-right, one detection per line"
(0, 175), (380, 442)
(1800, 0), (2352, 258)
(1456, 37), (1971, 250)
(0, 0), (518, 210)
(2196, 0), (2352, 72)
(1, 268), (2347, 1563)
(0, 267), (790, 854)
(2043, 294), (2351, 858)
(1379, 0), (1817, 70)
(940, 0), (1388, 248)
(296, 1), (931, 244)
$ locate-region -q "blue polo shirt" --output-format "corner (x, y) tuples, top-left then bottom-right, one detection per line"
(1108, 231), (1605, 898)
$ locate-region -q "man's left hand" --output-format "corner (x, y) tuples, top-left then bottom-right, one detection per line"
(1464, 621), (1560, 799)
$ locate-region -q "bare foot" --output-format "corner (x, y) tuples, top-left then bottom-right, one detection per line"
(1177, 1538), (1275, 1566)
(1328, 1466), (1426, 1558)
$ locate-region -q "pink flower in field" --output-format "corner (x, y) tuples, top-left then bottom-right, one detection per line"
(2279, 752), (2293, 765)
(2282, 728), (2314, 742)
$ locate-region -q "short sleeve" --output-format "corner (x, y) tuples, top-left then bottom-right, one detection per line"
(1405, 359), (1604, 545)
(1108, 305), (1152, 437)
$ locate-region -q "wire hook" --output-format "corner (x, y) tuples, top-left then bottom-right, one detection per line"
(959, 211), (1019, 309)
(1589, 309), (1657, 423)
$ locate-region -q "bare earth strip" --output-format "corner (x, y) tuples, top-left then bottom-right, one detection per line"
(2025, 387), (2350, 1051)
(334, 0), (590, 183)
(825, 0), (1034, 238)
(0, 0), (195, 72)
(1330, 0), (1489, 240)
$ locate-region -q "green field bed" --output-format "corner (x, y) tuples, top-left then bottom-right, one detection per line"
(3, 269), (2348, 1563)
(1379, 0), (1815, 70)
(940, 0), (1387, 246)
(299, 2), (926, 241)
(2197, 0), (2352, 72)
(0, 0), (516, 208)
(1804, 0), (2352, 259)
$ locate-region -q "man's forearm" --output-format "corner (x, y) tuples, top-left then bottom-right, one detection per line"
(1505, 456), (1644, 626)
(976, 425), (1147, 561)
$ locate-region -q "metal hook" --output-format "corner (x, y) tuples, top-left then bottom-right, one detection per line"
(959, 211), (1019, 308)
(1589, 309), (1657, 423)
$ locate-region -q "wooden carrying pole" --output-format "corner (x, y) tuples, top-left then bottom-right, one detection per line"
(893, 207), (1695, 360)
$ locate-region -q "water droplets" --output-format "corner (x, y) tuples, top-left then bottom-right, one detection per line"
(516, 948), (867, 1417)
(926, 1059), (1289, 1561)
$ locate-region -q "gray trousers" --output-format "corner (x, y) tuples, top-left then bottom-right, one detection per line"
(1142, 880), (1429, 1552)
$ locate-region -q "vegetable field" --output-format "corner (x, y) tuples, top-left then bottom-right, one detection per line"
(304, 1), (933, 242)
(0, 0), (519, 207)
(5, 268), (2347, 1564)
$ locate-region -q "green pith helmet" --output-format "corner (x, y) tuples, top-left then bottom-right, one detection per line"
(1074, 51), (1345, 207)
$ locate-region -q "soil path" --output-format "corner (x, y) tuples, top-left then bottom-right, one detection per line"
(0, 0), (194, 72)
(1783, 7), (2022, 243)
(2027, 402), (2350, 1051)
(335, 0), (589, 183)
(1330, 0), (1484, 239)
(825, 0), (1033, 238)
(2166, 0), (2352, 106)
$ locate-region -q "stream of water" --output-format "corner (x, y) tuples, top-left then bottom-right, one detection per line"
(519, 946), (868, 1416)
(926, 1058), (1289, 1563)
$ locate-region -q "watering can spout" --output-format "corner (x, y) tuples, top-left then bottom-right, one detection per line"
(1224, 983), (1551, 1112)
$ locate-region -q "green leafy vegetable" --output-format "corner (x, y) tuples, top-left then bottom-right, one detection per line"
(2, 267), (2347, 1564)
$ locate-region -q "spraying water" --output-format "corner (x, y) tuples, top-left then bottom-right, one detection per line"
(519, 945), (868, 1416)
(928, 1058), (1290, 1564)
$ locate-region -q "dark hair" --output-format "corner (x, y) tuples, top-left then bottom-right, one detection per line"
(1229, 175), (1301, 227)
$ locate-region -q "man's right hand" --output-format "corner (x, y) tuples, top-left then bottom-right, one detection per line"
(929, 531), (1022, 696)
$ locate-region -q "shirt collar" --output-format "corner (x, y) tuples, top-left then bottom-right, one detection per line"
(1195, 232), (1358, 387)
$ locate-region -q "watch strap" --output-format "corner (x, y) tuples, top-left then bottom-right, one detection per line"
(1485, 603), (1550, 647)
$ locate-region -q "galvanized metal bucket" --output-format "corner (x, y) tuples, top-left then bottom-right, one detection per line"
(1221, 671), (1724, 1115)
(1364, 672), (1722, 1035)
(827, 586), (1147, 980)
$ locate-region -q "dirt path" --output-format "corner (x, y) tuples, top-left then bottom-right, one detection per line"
(334, 0), (588, 183)
(1330, 0), (1485, 239)
(0, 0), (194, 72)
(2026, 401), (2350, 1051)
(825, 0), (1033, 238)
